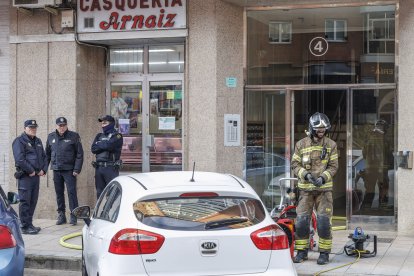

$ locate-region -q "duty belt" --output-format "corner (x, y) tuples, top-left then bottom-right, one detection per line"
(96, 161), (115, 167)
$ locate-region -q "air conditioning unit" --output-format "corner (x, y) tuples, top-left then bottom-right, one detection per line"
(13, 0), (62, 9)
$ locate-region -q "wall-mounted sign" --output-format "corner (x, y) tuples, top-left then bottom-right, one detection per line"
(309, 37), (328, 57)
(77, 0), (186, 33)
(226, 77), (237, 88)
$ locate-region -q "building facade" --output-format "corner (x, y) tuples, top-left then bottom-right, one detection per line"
(3, 0), (414, 233)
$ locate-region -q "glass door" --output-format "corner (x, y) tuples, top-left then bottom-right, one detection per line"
(110, 82), (143, 172)
(148, 81), (183, 172)
(245, 90), (289, 211)
(110, 78), (183, 173)
(292, 89), (348, 217)
(349, 87), (396, 228)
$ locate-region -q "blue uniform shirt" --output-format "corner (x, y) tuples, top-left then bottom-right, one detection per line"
(12, 133), (48, 174)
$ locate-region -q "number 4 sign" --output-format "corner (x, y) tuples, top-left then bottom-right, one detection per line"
(309, 37), (329, 57)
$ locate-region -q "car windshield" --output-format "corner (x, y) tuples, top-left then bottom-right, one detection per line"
(133, 197), (266, 231)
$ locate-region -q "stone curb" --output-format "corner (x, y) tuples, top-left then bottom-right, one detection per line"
(25, 254), (81, 271)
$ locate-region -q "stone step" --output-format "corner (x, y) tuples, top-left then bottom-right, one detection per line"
(25, 254), (81, 272)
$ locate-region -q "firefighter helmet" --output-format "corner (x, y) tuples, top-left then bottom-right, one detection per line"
(309, 112), (331, 137)
(373, 119), (387, 134)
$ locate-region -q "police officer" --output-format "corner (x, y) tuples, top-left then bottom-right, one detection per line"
(91, 115), (123, 199)
(12, 120), (48, 235)
(291, 112), (338, 265)
(46, 117), (84, 226)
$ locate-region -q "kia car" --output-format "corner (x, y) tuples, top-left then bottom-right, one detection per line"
(0, 186), (25, 276)
(74, 171), (297, 276)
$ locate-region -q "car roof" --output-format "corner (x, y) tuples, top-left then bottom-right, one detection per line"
(111, 172), (264, 202)
(124, 171), (247, 191)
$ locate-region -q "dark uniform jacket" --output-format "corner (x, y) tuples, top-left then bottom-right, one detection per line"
(12, 133), (48, 174)
(91, 129), (123, 162)
(46, 130), (84, 173)
(291, 136), (338, 191)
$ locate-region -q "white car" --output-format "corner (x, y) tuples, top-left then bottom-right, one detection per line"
(73, 171), (297, 276)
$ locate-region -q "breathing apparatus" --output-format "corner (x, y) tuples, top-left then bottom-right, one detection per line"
(344, 227), (377, 258)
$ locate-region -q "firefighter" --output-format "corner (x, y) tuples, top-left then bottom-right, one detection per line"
(91, 115), (123, 199)
(361, 119), (391, 210)
(291, 112), (339, 265)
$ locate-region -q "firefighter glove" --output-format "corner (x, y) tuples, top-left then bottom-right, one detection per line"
(314, 177), (325, 187)
(305, 173), (315, 184)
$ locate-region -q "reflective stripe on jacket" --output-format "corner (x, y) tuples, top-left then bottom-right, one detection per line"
(291, 136), (338, 191)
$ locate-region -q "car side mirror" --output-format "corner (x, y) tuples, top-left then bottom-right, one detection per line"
(72, 205), (91, 226)
(7, 192), (19, 204)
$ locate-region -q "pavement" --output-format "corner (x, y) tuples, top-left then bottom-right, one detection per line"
(22, 219), (414, 276)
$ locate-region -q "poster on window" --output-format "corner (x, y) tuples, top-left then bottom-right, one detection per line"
(159, 117), (175, 130)
(119, 119), (130, 135)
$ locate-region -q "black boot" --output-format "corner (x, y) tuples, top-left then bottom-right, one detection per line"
(70, 214), (77, 226)
(293, 250), (308, 263)
(317, 252), (330, 265)
(56, 211), (67, 225)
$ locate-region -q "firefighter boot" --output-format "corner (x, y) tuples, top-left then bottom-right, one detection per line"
(56, 211), (67, 225)
(317, 252), (330, 265)
(293, 250), (308, 263)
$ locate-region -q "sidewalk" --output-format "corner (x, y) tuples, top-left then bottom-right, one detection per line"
(23, 219), (83, 272)
(23, 219), (414, 275)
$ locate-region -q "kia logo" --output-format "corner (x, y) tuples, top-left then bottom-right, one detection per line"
(201, 242), (217, 250)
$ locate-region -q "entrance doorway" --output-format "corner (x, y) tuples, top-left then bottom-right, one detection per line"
(245, 84), (396, 229)
(109, 76), (183, 173)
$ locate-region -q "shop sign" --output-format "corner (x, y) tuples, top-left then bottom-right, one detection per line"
(77, 0), (186, 33)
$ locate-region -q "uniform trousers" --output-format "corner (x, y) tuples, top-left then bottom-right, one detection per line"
(18, 175), (39, 228)
(95, 166), (119, 199)
(53, 170), (79, 213)
(295, 190), (333, 253)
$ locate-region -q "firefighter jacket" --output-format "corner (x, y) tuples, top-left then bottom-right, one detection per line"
(46, 129), (84, 173)
(12, 133), (49, 174)
(291, 136), (338, 191)
(363, 130), (392, 170)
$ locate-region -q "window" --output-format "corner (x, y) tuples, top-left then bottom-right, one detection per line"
(133, 196), (266, 231)
(370, 18), (394, 40)
(325, 19), (347, 42)
(94, 183), (122, 222)
(365, 10), (395, 54)
(110, 48), (144, 73)
(149, 45), (184, 73)
(268, 22), (292, 44)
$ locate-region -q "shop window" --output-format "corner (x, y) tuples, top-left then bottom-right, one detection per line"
(149, 45), (184, 73)
(325, 19), (347, 42)
(268, 22), (292, 44)
(110, 48), (144, 73)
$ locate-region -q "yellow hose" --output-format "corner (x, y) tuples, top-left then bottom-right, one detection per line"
(314, 250), (364, 276)
(332, 226), (347, 231)
(332, 216), (347, 221)
(59, 232), (82, 250)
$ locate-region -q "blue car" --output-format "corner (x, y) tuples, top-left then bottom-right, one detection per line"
(0, 186), (25, 276)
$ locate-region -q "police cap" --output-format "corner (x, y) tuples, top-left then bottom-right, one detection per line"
(98, 115), (115, 123)
(24, 119), (38, 128)
(56, 117), (67, 125)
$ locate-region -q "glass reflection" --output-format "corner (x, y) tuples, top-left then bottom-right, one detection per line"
(247, 5), (395, 85)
